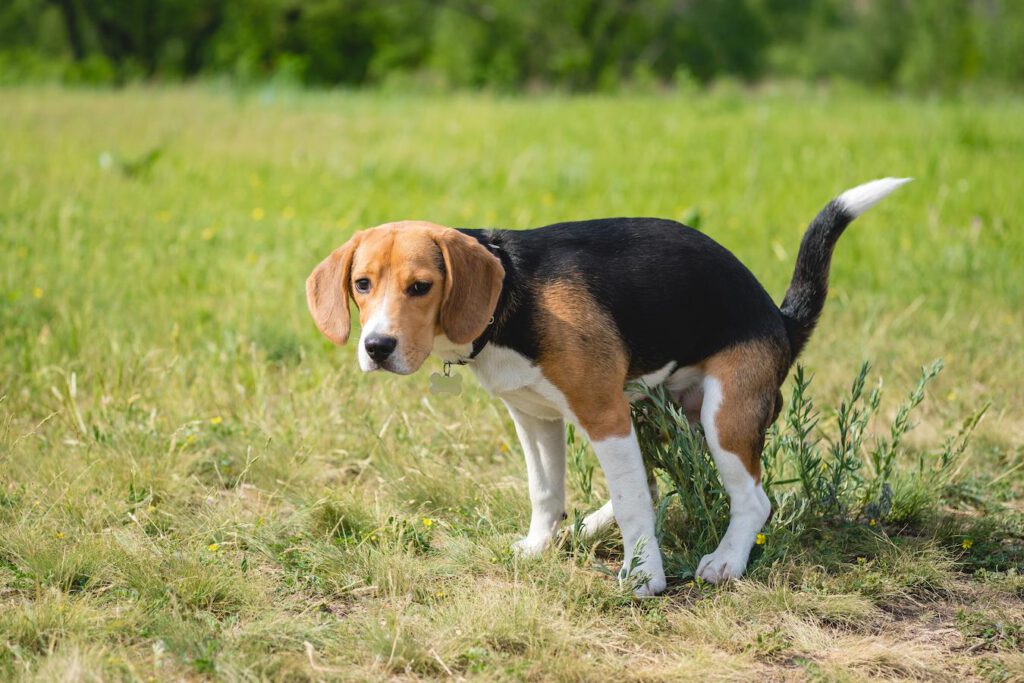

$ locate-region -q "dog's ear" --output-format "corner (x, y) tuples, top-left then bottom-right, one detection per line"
(306, 232), (363, 345)
(434, 229), (504, 344)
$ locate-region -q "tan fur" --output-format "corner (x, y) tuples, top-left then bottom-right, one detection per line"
(306, 232), (363, 345)
(535, 278), (632, 441)
(701, 340), (787, 481)
(433, 228), (505, 344)
(306, 221), (503, 373)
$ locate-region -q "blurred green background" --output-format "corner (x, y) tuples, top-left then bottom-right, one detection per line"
(2, 0), (1023, 92)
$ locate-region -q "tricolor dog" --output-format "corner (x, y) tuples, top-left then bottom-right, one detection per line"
(306, 177), (910, 595)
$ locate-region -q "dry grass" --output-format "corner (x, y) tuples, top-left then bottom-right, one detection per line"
(1, 85), (1022, 680)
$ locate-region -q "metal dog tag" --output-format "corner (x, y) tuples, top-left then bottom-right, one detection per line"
(430, 364), (463, 396)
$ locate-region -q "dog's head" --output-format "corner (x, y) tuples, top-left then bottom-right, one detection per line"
(306, 221), (504, 374)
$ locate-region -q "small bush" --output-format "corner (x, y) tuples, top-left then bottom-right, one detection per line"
(628, 361), (998, 580)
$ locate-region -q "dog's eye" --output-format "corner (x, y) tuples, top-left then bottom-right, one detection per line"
(407, 281), (432, 297)
(353, 278), (371, 294)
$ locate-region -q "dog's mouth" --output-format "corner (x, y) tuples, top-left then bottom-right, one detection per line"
(357, 334), (430, 376)
(362, 356), (418, 376)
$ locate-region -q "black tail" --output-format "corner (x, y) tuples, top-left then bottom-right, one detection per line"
(780, 177), (911, 359)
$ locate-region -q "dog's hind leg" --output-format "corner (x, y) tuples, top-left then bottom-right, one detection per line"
(506, 404), (567, 557)
(695, 343), (779, 583)
(580, 500), (615, 537)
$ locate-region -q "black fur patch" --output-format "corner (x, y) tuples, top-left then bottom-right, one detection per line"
(460, 218), (792, 378)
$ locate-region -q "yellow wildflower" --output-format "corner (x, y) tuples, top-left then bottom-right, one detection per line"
(251, 207), (265, 221)
(210, 416), (223, 425)
(55, 531), (65, 539)
(755, 533), (766, 545)
(32, 287), (43, 299)
(422, 518), (433, 528)
(208, 543), (219, 552)
(962, 539), (973, 550)
(868, 518), (877, 526)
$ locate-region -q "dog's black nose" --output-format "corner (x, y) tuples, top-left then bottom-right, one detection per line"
(364, 334), (397, 362)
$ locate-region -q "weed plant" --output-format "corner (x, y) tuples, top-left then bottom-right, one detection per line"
(623, 361), (1009, 581)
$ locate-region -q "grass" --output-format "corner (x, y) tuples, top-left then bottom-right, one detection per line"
(1, 83), (1022, 680)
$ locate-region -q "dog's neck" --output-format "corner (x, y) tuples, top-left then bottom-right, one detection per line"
(431, 334), (475, 364)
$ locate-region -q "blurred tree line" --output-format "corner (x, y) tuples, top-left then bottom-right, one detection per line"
(1, 0), (1021, 91)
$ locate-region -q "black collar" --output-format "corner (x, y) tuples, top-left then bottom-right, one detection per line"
(466, 316), (495, 361)
(443, 326), (492, 375)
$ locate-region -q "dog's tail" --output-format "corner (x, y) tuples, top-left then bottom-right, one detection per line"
(780, 177), (911, 359)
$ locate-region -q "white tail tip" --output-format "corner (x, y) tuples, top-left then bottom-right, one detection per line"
(837, 177), (912, 218)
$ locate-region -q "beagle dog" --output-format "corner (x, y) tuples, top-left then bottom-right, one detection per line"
(306, 177), (910, 595)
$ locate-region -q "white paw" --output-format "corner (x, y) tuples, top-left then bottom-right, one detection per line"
(580, 503), (615, 538)
(632, 573), (667, 597)
(511, 535), (550, 558)
(696, 549), (748, 584)
(620, 544), (668, 597)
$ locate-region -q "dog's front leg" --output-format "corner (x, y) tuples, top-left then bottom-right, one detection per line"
(505, 403), (566, 557)
(590, 426), (667, 597)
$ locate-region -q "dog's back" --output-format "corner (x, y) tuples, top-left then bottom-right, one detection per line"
(468, 218), (789, 378)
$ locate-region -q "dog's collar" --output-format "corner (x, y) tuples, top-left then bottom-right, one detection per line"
(443, 241), (503, 374)
(443, 315), (494, 375)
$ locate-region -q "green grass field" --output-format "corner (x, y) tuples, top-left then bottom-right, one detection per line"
(1, 86), (1022, 681)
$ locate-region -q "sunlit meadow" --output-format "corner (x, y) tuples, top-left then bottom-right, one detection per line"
(1, 85), (1022, 680)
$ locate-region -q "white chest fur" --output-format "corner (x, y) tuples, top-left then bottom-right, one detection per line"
(432, 336), (567, 420)
(468, 344), (568, 420)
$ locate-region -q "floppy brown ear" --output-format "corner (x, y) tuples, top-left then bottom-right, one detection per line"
(434, 229), (505, 344)
(305, 233), (362, 345)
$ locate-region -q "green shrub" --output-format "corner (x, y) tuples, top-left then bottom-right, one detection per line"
(628, 361), (993, 579)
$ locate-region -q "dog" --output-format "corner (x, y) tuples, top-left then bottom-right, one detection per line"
(306, 177), (910, 595)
